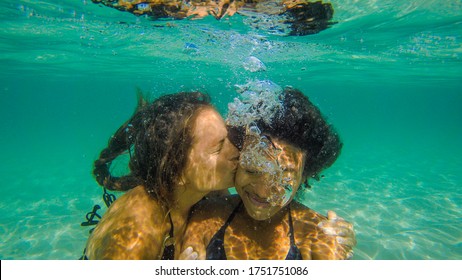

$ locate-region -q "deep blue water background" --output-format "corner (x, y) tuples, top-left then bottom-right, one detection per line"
(0, 0), (461, 259)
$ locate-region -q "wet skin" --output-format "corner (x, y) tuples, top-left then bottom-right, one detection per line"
(235, 135), (306, 220)
(85, 107), (239, 259)
(180, 134), (355, 260)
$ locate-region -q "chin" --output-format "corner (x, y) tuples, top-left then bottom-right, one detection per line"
(251, 214), (270, 221)
(245, 206), (273, 221)
(221, 178), (234, 190)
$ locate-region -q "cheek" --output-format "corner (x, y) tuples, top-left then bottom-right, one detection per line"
(292, 173), (304, 192)
(197, 149), (217, 166)
(210, 155), (229, 178)
(234, 169), (248, 188)
(216, 154), (229, 169)
(184, 151), (211, 178)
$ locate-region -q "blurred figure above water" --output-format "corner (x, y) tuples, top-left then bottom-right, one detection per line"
(91, 0), (335, 35)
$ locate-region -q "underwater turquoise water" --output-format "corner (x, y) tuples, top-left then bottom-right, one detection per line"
(0, 0), (461, 260)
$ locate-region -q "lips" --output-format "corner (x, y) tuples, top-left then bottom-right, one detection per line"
(246, 190), (270, 208)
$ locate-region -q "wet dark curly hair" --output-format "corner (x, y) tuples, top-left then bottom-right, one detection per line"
(93, 91), (211, 206)
(228, 87), (342, 185)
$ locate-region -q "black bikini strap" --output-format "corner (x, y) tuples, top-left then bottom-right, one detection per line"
(223, 200), (243, 227)
(168, 212), (174, 237)
(288, 205), (296, 245)
(161, 212), (176, 260)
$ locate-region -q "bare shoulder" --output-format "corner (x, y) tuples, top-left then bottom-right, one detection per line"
(290, 200), (327, 224)
(86, 186), (167, 259)
(101, 185), (165, 226)
(290, 201), (349, 260)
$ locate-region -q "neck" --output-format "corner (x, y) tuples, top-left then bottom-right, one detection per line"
(246, 204), (289, 229)
(168, 184), (208, 241)
(170, 185), (207, 217)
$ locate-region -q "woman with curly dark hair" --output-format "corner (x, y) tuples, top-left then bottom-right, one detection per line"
(84, 91), (239, 259)
(180, 87), (356, 260)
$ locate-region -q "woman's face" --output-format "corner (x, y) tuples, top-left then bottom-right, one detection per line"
(182, 107), (239, 193)
(235, 134), (306, 220)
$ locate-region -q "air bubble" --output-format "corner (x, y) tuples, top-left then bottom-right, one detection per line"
(242, 56), (267, 72)
(226, 79), (283, 127)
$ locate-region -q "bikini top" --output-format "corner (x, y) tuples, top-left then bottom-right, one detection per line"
(205, 200), (303, 260)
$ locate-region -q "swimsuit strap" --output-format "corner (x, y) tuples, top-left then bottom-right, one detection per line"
(285, 205), (303, 260)
(168, 211), (174, 237)
(287, 205), (296, 245)
(161, 212), (175, 260)
(212, 200), (242, 239)
(206, 199), (243, 260)
(213, 199), (243, 235)
(224, 200), (243, 227)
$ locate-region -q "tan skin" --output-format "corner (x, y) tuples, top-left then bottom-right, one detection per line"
(85, 107), (239, 259)
(180, 135), (355, 260)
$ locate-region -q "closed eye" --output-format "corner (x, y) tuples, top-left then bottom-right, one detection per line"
(283, 168), (295, 173)
(212, 139), (225, 154)
(245, 169), (262, 175)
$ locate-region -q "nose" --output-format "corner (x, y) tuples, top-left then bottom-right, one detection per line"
(250, 173), (279, 199)
(252, 181), (272, 199)
(251, 174), (284, 200)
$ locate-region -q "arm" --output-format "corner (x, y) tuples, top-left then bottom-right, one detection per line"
(88, 221), (166, 260)
(85, 186), (168, 259)
(292, 203), (356, 260)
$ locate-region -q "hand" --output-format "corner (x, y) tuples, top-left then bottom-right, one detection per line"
(318, 210), (356, 259)
(179, 246), (198, 260)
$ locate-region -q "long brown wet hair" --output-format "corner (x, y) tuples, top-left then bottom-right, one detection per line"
(93, 91), (211, 207)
